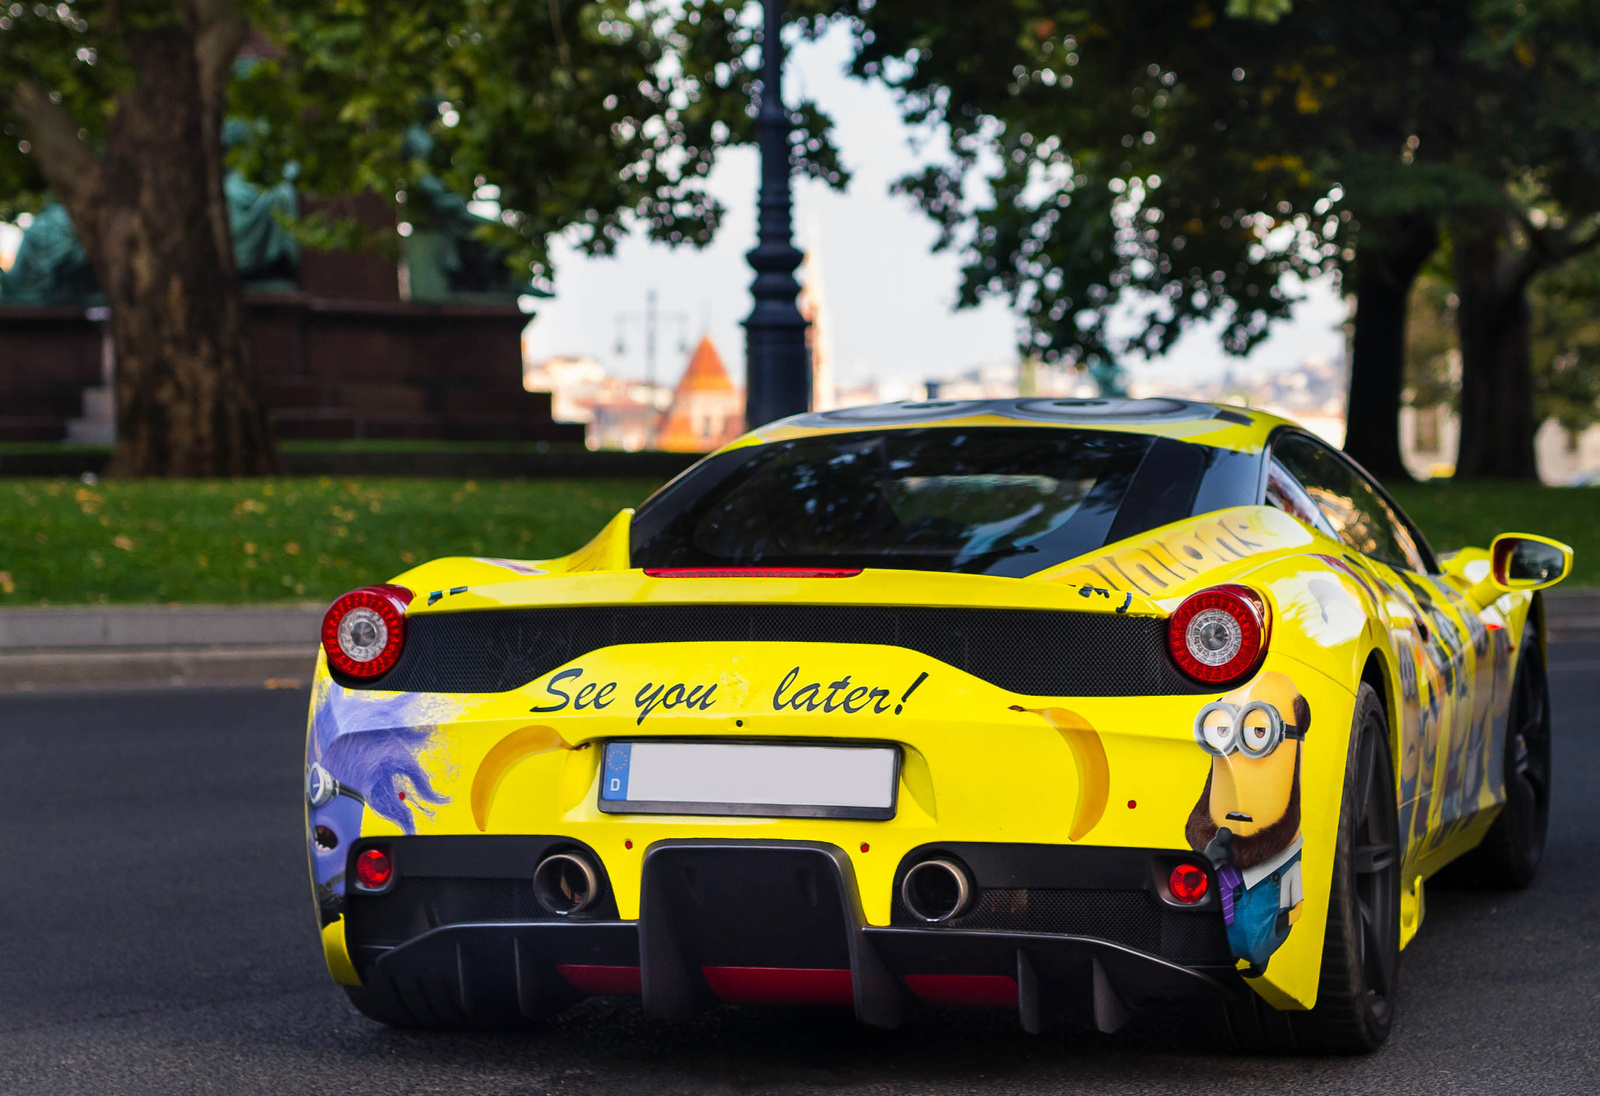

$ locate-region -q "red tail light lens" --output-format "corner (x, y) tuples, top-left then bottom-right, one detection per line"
(354, 847), (393, 890)
(322, 585), (413, 678)
(1167, 584), (1268, 686)
(1168, 863), (1209, 904)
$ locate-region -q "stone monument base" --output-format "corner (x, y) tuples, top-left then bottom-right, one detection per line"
(0, 296), (582, 446)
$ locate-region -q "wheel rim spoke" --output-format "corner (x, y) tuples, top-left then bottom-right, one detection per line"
(1352, 842), (1396, 875)
(1350, 711), (1398, 1014)
(1361, 907), (1391, 996)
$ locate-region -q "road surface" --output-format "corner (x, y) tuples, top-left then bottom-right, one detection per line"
(1, 643), (1595, 1094)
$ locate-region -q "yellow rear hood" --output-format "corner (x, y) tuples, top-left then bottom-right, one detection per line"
(399, 565), (1167, 618)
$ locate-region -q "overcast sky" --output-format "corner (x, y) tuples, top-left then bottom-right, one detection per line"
(522, 23), (1350, 392)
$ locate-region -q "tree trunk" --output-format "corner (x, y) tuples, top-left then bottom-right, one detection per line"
(1342, 214), (1437, 482)
(1452, 207), (1540, 481)
(11, 8), (276, 477)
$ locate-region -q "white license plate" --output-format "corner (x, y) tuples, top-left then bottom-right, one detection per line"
(597, 741), (899, 819)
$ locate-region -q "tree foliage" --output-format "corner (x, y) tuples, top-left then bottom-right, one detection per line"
(1530, 253), (1600, 444)
(227, 0), (845, 288)
(1, 0), (841, 476)
(3, 1), (844, 286)
(795, 0), (1472, 369)
(802, 0), (1600, 478)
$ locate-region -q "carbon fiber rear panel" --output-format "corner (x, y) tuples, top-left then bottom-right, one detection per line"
(343, 604), (1208, 697)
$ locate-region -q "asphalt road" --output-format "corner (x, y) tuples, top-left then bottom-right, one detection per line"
(1, 644), (1596, 1096)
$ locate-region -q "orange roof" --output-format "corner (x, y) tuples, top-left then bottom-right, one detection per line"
(654, 336), (743, 452)
(676, 336), (736, 392)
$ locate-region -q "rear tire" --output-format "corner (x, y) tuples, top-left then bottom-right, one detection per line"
(1226, 683), (1400, 1054)
(1434, 638), (1551, 889)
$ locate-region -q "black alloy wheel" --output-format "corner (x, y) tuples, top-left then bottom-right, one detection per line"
(1344, 705), (1402, 1032)
(1438, 637), (1552, 888)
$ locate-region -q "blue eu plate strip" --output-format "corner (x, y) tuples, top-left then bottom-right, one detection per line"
(601, 742), (632, 801)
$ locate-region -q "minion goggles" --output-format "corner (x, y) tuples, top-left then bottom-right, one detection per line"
(1193, 700), (1305, 758)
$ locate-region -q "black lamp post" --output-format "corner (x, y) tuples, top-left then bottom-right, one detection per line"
(742, 0), (810, 428)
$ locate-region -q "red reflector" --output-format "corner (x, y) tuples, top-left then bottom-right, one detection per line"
(643, 567), (862, 578)
(903, 973), (1019, 1007)
(556, 964), (642, 996)
(1169, 863), (1209, 904)
(354, 847), (392, 889)
(701, 966), (854, 1006)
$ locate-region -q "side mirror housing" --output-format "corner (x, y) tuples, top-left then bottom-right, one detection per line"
(1491, 533), (1573, 590)
(1470, 533), (1574, 603)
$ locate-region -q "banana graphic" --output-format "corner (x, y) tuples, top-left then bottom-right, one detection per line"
(1023, 707), (1110, 840)
(470, 725), (569, 831)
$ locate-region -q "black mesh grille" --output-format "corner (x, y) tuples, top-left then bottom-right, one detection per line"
(951, 888), (1158, 948)
(1160, 906), (1233, 963)
(350, 604), (1206, 697)
(893, 887), (1230, 964)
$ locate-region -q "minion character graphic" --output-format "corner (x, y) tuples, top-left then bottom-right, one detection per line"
(1184, 672), (1309, 975)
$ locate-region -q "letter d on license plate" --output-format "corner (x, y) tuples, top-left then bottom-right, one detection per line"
(599, 741), (898, 819)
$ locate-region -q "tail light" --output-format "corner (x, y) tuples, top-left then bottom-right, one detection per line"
(322, 585), (413, 678)
(1167, 584), (1268, 686)
(354, 847), (393, 890)
(1168, 863), (1209, 904)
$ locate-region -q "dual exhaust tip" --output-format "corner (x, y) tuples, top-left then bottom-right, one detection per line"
(901, 857), (974, 923)
(532, 850), (601, 915)
(530, 850), (976, 922)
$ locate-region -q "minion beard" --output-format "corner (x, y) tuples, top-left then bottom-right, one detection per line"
(1185, 751), (1303, 871)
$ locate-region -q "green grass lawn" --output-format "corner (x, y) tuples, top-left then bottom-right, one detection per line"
(1383, 480), (1599, 586)
(0, 475), (1592, 607)
(0, 478), (658, 606)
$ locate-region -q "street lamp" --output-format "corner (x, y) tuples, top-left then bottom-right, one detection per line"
(742, 0), (810, 429)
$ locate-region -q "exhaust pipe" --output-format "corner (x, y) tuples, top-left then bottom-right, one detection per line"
(533, 851), (601, 915)
(901, 858), (973, 923)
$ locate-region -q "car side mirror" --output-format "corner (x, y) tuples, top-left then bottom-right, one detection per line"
(1488, 533), (1573, 592)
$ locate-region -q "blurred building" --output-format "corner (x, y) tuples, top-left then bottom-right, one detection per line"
(923, 360), (1097, 401)
(799, 231), (835, 411)
(655, 336), (744, 452)
(522, 348), (670, 451)
(1130, 358), (1348, 447)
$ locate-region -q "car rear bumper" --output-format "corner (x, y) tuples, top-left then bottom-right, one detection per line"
(338, 837), (1236, 1029)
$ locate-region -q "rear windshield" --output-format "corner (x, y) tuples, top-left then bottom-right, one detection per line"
(630, 427), (1257, 578)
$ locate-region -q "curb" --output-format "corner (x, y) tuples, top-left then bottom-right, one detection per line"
(0, 605), (323, 693)
(0, 646), (315, 692)
(0, 448), (699, 480)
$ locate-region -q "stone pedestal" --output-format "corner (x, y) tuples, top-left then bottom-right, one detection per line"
(0, 296), (582, 446)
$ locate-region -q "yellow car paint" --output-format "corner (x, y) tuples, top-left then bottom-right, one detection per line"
(307, 401), (1568, 1019)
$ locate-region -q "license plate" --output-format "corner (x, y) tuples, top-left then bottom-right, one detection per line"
(597, 741), (899, 819)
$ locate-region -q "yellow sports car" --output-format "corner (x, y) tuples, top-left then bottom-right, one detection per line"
(304, 397), (1571, 1052)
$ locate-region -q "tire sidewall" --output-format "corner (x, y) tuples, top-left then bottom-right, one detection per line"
(1292, 682), (1400, 1052)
